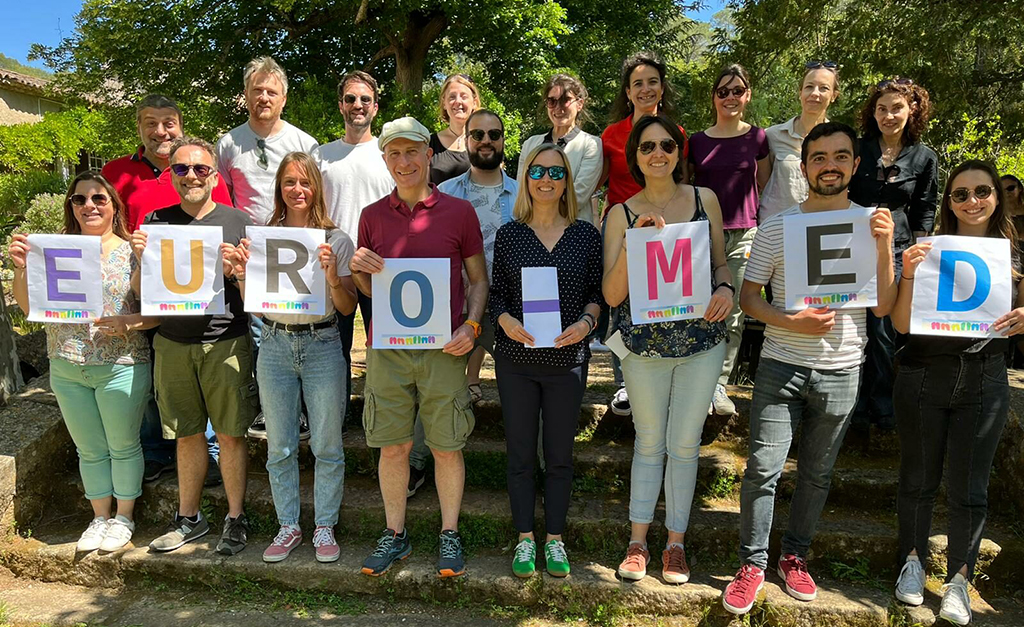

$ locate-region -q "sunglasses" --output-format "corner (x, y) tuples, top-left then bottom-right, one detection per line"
(343, 94), (374, 105)
(468, 128), (503, 142)
(715, 86), (748, 99)
(70, 194), (110, 207)
(806, 60), (838, 70)
(256, 139), (269, 170)
(169, 163), (215, 178)
(527, 165), (567, 181)
(545, 95), (578, 110)
(950, 185), (994, 204)
(1005, 183), (1019, 193)
(638, 139), (678, 155)
(877, 77), (914, 89)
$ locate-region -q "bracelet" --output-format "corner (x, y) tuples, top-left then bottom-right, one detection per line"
(13, 265), (25, 270)
(578, 312), (596, 333)
(716, 282), (736, 294)
(900, 274), (914, 281)
(328, 281), (343, 289)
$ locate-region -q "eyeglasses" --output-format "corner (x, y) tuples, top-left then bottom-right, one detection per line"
(169, 163), (215, 178)
(715, 86), (748, 99)
(70, 194), (110, 207)
(950, 185), (994, 204)
(877, 77), (914, 89)
(344, 94), (374, 105)
(527, 165), (567, 181)
(806, 60), (838, 70)
(468, 128), (503, 142)
(545, 95), (579, 110)
(638, 139), (678, 155)
(256, 139), (269, 170)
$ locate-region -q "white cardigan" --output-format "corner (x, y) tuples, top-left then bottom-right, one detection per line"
(518, 130), (603, 224)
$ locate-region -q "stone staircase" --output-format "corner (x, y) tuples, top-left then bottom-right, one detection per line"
(2, 353), (1024, 626)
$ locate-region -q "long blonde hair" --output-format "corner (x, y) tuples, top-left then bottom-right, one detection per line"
(269, 152), (336, 230)
(512, 143), (578, 224)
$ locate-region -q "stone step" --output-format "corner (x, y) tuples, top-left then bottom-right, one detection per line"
(3, 529), (1023, 627)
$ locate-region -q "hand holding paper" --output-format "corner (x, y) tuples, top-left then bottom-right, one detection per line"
(521, 267), (561, 348)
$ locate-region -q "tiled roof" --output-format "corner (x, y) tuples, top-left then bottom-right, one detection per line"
(0, 68), (52, 95)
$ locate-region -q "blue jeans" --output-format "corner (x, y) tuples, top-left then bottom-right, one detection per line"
(622, 341), (726, 533)
(739, 357), (861, 569)
(257, 322), (346, 526)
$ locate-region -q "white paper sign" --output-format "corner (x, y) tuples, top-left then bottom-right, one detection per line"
(626, 221), (711, 324)
(372, 258), (451, 349)
(782, 206), (877, 310)
(522, 266), (561, 348)
(141, 225), (225, 316)
(243, 227), (326, 316)
(910, 235), (1012, 338)
(26, 234), (103, 323)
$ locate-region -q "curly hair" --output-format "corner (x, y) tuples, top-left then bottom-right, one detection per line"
(859, 79), (932, 145)
(609, 51), (676, 123)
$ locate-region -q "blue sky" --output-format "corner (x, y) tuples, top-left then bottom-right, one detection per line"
(2, 0), (728, 71)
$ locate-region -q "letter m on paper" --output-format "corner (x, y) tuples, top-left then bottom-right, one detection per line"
(647, 239), (693, 300)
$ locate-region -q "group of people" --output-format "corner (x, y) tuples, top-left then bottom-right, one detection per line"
(9, 50), (1023, 626)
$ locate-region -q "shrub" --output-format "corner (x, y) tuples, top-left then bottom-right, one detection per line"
(0, 171), (67, 231)
(3, 192), (65, 270)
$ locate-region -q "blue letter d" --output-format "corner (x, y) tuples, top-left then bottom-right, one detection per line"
(937, 250), (990, 312)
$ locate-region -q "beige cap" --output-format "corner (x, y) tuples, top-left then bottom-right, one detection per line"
(378, 116), (431, 151)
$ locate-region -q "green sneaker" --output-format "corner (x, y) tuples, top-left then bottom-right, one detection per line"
(545, 539), (570, 577)
(512, 538), (536, 578)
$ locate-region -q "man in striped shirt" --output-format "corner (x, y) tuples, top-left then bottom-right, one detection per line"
(722, 122), (896, 615)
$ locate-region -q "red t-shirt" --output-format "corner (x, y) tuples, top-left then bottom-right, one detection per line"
(357, 185), (484, 347)
(601, 116), (689, 210)
(102, 147), (235, 230)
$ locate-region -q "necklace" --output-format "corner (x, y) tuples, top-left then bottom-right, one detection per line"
(643, 185), (680, 213)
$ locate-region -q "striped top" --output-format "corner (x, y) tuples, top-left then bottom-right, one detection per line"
(744, 203), (869, 370)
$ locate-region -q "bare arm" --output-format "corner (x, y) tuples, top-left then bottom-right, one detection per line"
(869, 208), (897, 317)
(443, 253), (488, 356)
(890, 242), (932, 334)
(8, 233), (30, 315)
(756, 155), (772, 194)
(740, 280), (836, 335)
(601, 204), (630, 307)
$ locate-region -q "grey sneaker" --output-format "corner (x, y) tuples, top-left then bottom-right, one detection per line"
(895, 558), (924, 606)
(712, 384), (736, 416)
(216, 514), (249, 556)
(149, 514), (209, 552)
(939, 574), (972, 626)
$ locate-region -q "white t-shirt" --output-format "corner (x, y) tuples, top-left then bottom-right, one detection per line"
(313, 138), (395, 241)
(216, 120), (319, 226)
(262, 227), (355, 325)
(463, 180), (504, 274)
(744, 203), (869, 370)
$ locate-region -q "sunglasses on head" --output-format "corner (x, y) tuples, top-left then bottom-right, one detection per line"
(343, 94), (373, 105)
(950, 185), (994, 204)
(70, 194), (110, 207)
(806, 60), (838, 70)
(169, 163), (215, 178)
(877, 77), (914, 89)
(545, 95), (578, 110)
(715, 86), (747, 99)
(468, 128), (503, 142)
(638, 139), (678, 155)
(256, 139), (269, 170)
(527, 165), (567, 181)
(454, 73), (475, 84)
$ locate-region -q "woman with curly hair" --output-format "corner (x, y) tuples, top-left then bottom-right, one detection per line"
(848, 77), (939, 437)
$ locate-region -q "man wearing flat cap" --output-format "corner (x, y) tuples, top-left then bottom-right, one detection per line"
(349, 116), (488, 579)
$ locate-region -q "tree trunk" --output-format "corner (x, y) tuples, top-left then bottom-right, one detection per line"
(0, 298), (24, 404)
(381, 9), (449, 94)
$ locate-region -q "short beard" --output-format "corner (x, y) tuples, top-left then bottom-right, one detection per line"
(344, 113), (372, 131)
(809, 173), (850, 197)
(469, 148), (503, 170)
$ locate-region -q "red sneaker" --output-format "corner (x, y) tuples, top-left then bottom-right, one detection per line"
(722, 564), (765, 615)
(616, 542), (650, 581)
(778, 554), (817, 601)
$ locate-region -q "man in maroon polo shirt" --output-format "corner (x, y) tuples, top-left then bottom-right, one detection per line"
(350, 116), (488, 579)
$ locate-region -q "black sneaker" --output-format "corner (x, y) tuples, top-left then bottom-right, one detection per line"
(299, 413), (311, 442)
(407, 466), (426, 497)
(438, 529), (466, 578)
(361, 528), (412, 576)
(204, 456), (222, 487)
(216, 514), (249, 555)
(246, 413), (267, 440)
(143, 459), (176, 483)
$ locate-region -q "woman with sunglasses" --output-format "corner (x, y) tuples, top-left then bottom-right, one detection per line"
(687, 64), (770, 417)
(1002, 174), (1024, 238)
(759, 61), (840, 222)
(229, 152), (358, 564)
(889, 161), (1021, 626)
(9, 173), (154, 553)
(491, 143), (603, 578)
(603, 115), (733, 584)
(518, 74), (603, 223)
(848, 77), (939, 438)
(429, 74), (481, 185)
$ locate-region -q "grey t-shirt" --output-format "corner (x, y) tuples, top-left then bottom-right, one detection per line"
(262, 228), (355, 324)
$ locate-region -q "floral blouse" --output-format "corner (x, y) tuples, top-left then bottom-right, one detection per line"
(46, 241), (150, 366)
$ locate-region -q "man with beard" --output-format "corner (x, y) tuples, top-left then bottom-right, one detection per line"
(132, 137), (257, 556)
(721, 123), (896, 615)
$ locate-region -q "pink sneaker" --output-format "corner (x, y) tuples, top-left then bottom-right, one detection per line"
(722, 564), (765, 615)
(778, 554), (817, 601)
(263, 525), (301, 563)
(313, 525), (340, 563)
(616, 542), (651, 581)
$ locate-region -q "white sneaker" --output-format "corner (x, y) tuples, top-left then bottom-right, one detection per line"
(77, 516), (109, 552)
(99, 515), (135, 552)
(711, 384), (737, 416)
(610, 387), (631, 416)
(939, 574), (972, 626)
(894, 557), (924, 606)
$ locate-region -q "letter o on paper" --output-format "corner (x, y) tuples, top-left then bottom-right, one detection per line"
(390, 270), (433, 328)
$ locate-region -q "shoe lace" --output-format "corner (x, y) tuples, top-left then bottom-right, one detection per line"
(897, 560), (923, 591)
(313, 527), (334, 548)
(514, 540), (535, 562)
(272, 525), (298, 546)
(370, 531), (396, 558)
(546, 540), (567, 563)
(623, 543), (647, 568)
(225, 516), (247, 540)
(731, 565), (762, 594)
(665, 545), (686, 571)
(941, 581), (969, 613)
(440, 533), (462, 560)
(782, 555), (812, 583)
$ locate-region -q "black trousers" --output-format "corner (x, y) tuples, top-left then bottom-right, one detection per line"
(894, 352), (1009, 581)
(337, 291), (372, 421)
(495, 354), (587, 536)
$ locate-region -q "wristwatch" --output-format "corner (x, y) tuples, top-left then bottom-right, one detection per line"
(465, 319), (482, 338)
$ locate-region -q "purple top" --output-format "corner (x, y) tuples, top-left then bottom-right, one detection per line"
(688, 127), (769, 230)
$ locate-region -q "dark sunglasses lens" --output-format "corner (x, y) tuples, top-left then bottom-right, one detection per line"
(170, 164), (189, 176)
(193, 165), (212, 177)
(488, 129), (503, 141)
(528, 165), (546, 180)
(951, 189), (970, 203)
(638, 141), (656, 155)
(469, 130), (484, 141)
(71, 194), (87, 206)
(661, 140), (678, 154)
(548, 166), (566, 181)
(975, 185), (993, 200)
(1007, 184), (1019, 192)
(92, 194), (110, 206)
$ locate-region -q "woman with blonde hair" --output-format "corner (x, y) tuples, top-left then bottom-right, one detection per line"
(491, 143), (603, 578)
(429, 74), (481, 185)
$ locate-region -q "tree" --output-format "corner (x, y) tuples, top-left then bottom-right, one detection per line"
(0, 53), (52, 80)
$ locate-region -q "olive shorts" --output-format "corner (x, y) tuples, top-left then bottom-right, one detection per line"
(363, 347), (475, 451)
(154, 333), (259, 439)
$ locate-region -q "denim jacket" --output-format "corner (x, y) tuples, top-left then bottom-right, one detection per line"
(438, 169), (518, 225)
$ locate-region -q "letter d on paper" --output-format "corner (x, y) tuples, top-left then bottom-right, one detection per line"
(390, 271), (433, 327)
(647, 239), (692, 300)
(43, 248), (86, 302)
(161, 239), (205, 294)
(266, 239), (311, 294)
(937, 250), (991, 312)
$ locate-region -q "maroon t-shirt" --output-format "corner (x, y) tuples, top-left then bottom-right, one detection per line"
(357, 185), (484, 346)
(687, 127), (769, 230)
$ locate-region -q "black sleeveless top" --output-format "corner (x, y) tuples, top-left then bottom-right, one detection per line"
(429, 133), (471, 186)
